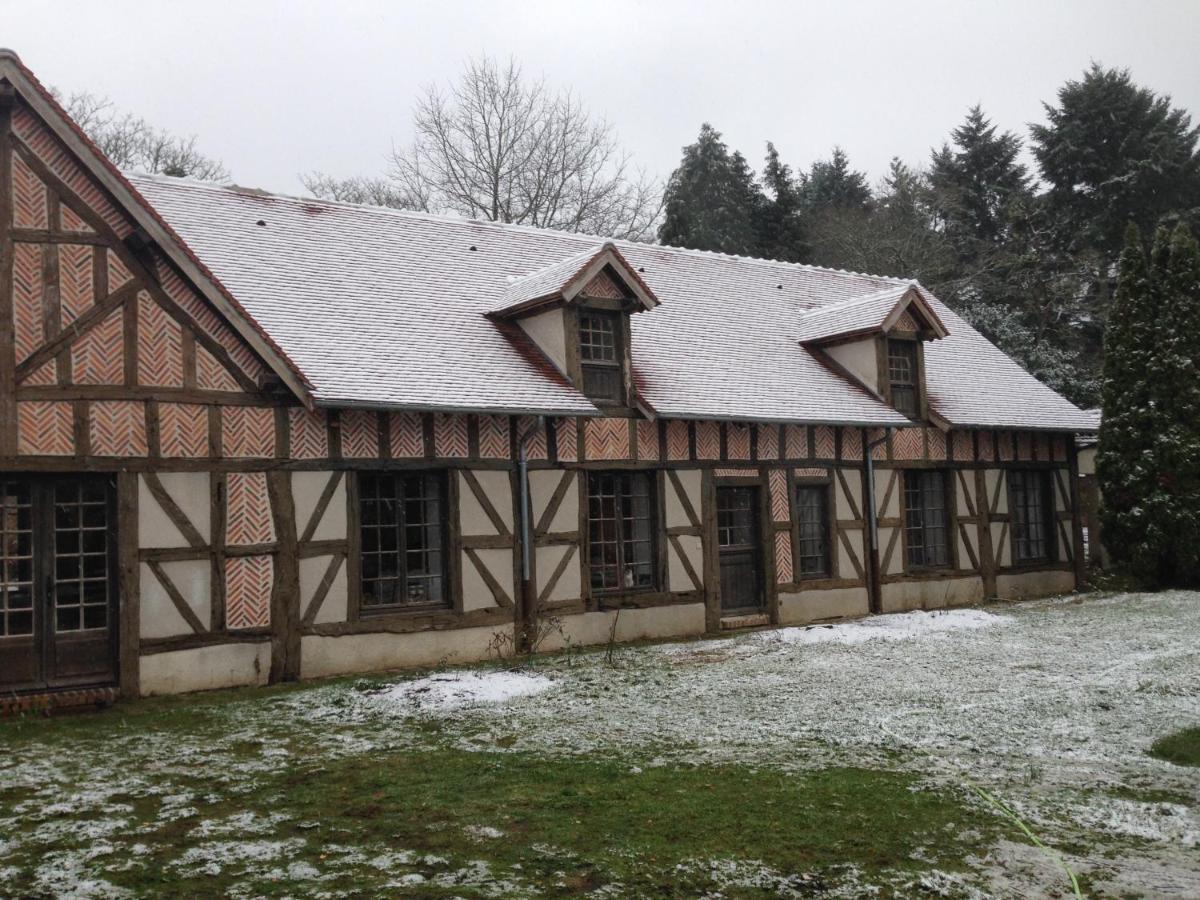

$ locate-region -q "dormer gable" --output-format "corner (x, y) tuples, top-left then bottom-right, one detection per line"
(798, 283), (949, 422)
(488, 243), (658, 409)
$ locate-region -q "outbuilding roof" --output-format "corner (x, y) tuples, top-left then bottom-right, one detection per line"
(129, 174), (1094, 431)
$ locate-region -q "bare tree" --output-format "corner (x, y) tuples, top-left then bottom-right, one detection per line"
(54, 90), (229, 182)
(386, 56), (661, 240)
(298, 172), (415, 209)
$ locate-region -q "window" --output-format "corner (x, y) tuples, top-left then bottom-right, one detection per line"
(904, 470), (949, 568)
(53, 481), (110, 632)
(587, 471), (656, 592)
(579, 311), (623, 403)
(1010, 470), (1053, 563)
(0, 481), (33, 637)
(888, 339), (920, 418)
(359, 472), (447, 611)
(794, 485), (830, 577)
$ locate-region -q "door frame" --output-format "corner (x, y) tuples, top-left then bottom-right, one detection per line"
(0, 472), (121, 693)
(705, 471), (777, 626)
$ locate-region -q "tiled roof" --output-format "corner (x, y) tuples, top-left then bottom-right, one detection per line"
(794, 283), (948, 344)
(129, 174), (1094, 431)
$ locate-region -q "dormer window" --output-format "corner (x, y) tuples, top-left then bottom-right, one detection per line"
(579, 311), (623, 403)
(486, 241), (659, 411)
(795, 282), (949, 424)
(887, 339), (920, 418)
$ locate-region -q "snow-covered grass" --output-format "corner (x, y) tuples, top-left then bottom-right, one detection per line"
(1, 590), (1197, 897)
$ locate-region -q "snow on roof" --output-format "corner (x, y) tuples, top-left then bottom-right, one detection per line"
(128, 174), (1095, 430)
(794, 282), (948, 344)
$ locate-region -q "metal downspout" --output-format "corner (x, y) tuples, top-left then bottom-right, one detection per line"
(517, 416), (545, 651)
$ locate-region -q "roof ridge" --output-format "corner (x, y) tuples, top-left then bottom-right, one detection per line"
(126, 172), (911, 287)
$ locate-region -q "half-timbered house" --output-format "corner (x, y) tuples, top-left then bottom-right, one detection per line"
(0, 51), (1096, 703)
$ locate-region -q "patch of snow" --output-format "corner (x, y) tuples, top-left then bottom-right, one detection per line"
(762, 608), (1010, 645)
(372, 670), (556, 712)
(465, 824), (505, 840)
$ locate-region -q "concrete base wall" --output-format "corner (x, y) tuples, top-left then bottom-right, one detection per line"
(539, 603), (707, 652)
(996, 569), (1075, 600)
(299, 624), (505, 680)
(880, 576), (985, 613)
(778, 587), (868, 625)
(139, 642), (271, 695)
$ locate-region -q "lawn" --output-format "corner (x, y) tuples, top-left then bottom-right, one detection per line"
(1, 590), (1197, 897)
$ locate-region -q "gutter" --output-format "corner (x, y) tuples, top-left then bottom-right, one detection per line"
(516, 416), (545, 652)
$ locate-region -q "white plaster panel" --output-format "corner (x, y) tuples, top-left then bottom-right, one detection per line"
(529, 470), (578, 535)
(985, 470), (1008, 514)
(837, 530), (864, 580)
(300, 554), (348, 624)
(140, 560), (210, 639)
(668, 534), (703, 592)
(836, 471), (863, 519)
(458, 470), (514, 536)
(517, 307), (567, 376)
(138, 472), (210, 548)
(993, 523), (1012, 567)
(140, 641), (270, 695)
(300, 624), (504, 679)
(292, 471), (347, 542)
(536, 544), (581, 603)
(879, 526), (904, 575)
(665, 469), (702, 528)
(825, 339), (879, 394)
(461, 547), (513, 611)
(876, 470), (899, 518)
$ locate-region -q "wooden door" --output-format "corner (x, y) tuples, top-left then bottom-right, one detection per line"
(717, 486), (763, 613)
(0, 476), (119, 693)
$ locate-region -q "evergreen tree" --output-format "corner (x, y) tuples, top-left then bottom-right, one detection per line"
(1098, 225), (1178, 585)
(1032, 64), (1200, 259)
(659, 124), (762, 255)
(754, 142), (807, 262)
(802, 147), (872, 213)
(928, 105), (1031, 259)
(1154, 224), (1200, 583)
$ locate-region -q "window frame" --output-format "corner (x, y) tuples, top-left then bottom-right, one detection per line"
(1008, 469), (1055, 565)
(885, 337), (921, 419)
(356, 470), (451, 616)
(903, 469), (953, 571)
(574, 306), (628, 407)
(793, 481), (832, 579)
(585, 470), (659, 596)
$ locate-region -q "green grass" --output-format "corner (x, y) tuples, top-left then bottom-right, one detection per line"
(1149, 726), (1200, 767)
(0, 681), (1005, 896)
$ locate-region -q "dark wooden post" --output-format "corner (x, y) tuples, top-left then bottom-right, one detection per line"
(0, 82), (16, 457)
(267, 471), (301, 681)
(974, 468), (998, 599)
(116, 471), (141, 697)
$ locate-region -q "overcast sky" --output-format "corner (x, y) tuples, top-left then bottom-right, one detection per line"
(4, 0), (1199, 196)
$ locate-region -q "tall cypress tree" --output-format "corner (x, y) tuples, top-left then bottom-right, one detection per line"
(1097, 225), (1163, 583)
(1156, 225), (1200, 583)
(659, 124), (762, 255)
(1097, 223), (1200, 585)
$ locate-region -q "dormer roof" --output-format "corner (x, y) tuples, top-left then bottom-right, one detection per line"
(795, 283), (949, 345)
(488, 241), (659, 318)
